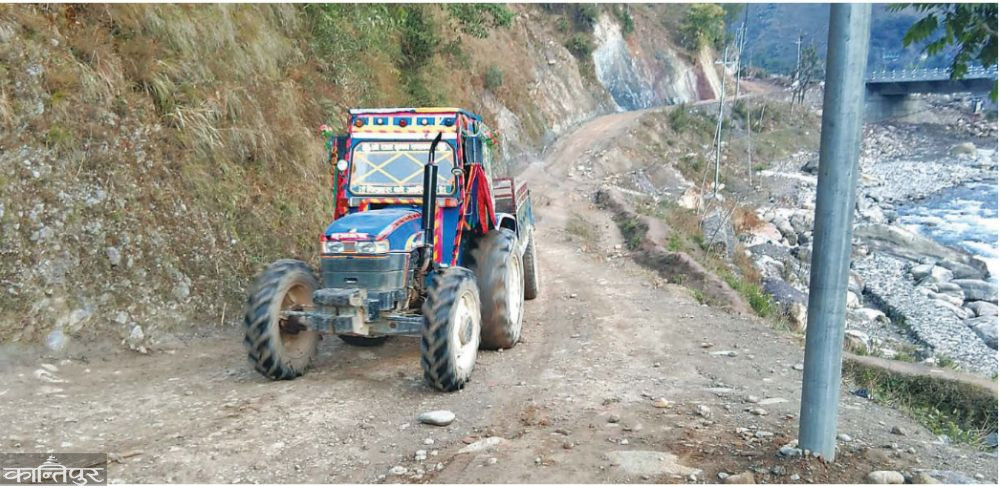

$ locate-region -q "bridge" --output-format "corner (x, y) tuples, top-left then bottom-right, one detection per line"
(864, 66), (997, 121)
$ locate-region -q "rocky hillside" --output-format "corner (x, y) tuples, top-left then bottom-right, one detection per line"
(0, 4), (722, 351)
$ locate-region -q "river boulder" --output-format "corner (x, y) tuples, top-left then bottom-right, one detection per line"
(966, 301), (998, 317)
(854, 224), (989, 279)
(952, 279), (998, 304)
(965, 316), (998, 349)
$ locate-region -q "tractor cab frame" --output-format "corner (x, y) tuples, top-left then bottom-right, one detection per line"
(242, 108), (540, 391)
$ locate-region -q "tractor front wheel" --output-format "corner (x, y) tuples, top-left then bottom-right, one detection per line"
(420, 268), (482, 392)
(468, 228), (524, 349)
(243, 259), (320, 380)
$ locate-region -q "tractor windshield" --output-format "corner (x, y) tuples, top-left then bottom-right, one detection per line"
(349, 141), (456, 195)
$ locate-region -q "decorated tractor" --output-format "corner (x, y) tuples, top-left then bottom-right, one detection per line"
(242, 108), (540, 391)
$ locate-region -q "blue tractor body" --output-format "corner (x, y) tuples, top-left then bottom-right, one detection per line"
(243, 108), (541, 391)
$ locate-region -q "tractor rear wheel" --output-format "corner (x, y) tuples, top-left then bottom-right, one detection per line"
(243, 259), (320, 380)
(338, 335), (389, 347)
(420, 267), (481, 392)
(468, 228), (524, 349)
(523, 230), (540, 300)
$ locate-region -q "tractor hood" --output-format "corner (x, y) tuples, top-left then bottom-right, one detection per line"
(324, 209), (422, 250)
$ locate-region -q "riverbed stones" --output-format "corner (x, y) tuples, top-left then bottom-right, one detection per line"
(950, 142), (977, 156)
(952, 279), (998, 303)
(921, 266), (954, 285)
(967, 301), (998, 317)
(854, 224), (988, 279)
(855, 253), (997, 376)
(964, 316), (998, 349)
(910, 263), (935, 281)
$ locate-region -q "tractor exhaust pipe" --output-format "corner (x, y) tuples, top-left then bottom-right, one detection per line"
(421, 132), (443, 263)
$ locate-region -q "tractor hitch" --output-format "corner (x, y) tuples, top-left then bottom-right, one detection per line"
(278, 287), (424, 337)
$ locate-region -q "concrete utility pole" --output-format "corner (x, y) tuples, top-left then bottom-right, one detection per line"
(798, 3), (871, 461)
(794, 34), (804, 80)
(713, 45), (734, 196)
(734, 4), (750, 99)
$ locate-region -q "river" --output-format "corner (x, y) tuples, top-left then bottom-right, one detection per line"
(896, 179), (999, 281)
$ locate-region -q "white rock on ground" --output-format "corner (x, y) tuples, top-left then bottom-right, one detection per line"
(417, 410), (455, 426)
(867, 470), (904, 484)
(457, 437), (507, 454)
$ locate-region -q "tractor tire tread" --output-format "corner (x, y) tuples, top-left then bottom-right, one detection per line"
(523, 230), (540, 300)
(420, 267), (478, 392)
(243, 259), (318, 380)
(467, 229), (522, 350)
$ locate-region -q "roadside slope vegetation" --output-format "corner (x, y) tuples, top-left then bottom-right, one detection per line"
(0, 4), (720, 349)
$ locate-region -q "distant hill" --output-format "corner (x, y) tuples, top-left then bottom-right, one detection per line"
(734, 4), (955, 75)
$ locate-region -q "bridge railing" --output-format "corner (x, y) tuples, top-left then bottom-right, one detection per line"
(867, 65), (997, 83)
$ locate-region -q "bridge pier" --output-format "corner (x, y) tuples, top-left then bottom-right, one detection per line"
(864, 91), (922, 122)
(864, 65), (996, 122)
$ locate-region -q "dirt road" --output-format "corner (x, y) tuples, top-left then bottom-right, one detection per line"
(1, 108), (996, 483)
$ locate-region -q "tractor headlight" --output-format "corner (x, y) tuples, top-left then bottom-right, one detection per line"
(323, 241), (345, 254)
(356, 240), (390, 254)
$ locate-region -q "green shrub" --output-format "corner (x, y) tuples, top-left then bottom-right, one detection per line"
(440, 40), (471, 68)
(844, 359), (998, 446)
(484, 64), (503, 91)
(680, 4), (725, 51)
(44, 125), (75, 150)
(399, 6), (438, 72)
(668, 103), (692, 132)
(722, 272), (777, 318)
(572, 4), (599, 29)
(619, 7), (635, 35)
(667, 233), (683, 252)
(446, 4), (514, 39)
(565, 33), (594, 59)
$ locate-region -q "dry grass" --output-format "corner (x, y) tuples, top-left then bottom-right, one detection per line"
(731, 204), (763, 233)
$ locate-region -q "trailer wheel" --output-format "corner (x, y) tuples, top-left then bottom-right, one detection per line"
(468, 228), (524, 349)
(337, 335), (389, 347)
(421, 268), (481, 392)
(243, 259), (320, 380)
(522, 230), (541, 300)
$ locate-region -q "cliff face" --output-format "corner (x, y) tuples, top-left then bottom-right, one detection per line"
(0, 4), (719, 350)
(592, 11), (721, 110)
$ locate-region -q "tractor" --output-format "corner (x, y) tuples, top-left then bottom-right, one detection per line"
(242, 108), (540, 391)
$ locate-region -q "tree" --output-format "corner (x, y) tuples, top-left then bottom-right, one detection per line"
(681, 4), (726, 51)
(891, 3), (998, 99)
(793, 45), (822, 104)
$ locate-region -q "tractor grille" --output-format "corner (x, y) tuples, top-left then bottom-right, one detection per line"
(320, 253), (410, 292)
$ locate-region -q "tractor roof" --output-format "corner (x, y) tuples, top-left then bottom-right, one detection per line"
(349, 107), (482, 121)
